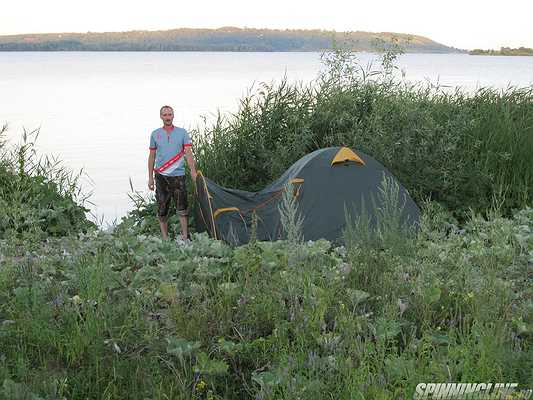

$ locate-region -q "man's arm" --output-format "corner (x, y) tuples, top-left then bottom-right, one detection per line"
(148, 149), (156, 190)
(184, 146), (197, 180)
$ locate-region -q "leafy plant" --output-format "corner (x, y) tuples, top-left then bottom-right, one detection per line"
(0, 127), (95, 238)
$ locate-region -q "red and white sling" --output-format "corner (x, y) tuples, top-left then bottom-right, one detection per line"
(155, 144), (192, 174)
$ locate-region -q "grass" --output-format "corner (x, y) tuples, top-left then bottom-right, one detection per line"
(0, 203), (531, 399)
(121, 46), (532, 237)
(0, 126), (95, 239)
(0, 45), (532, 399)
(192, 47), (533, 220)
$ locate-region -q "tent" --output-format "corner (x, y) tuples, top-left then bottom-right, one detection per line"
(194, 147), (420, 245)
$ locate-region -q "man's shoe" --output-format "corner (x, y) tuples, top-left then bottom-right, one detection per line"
(176, 236), (191, 246)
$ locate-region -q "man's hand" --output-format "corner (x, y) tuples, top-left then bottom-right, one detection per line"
(148, 149), (156, 191)
(184, 146), (198, 183)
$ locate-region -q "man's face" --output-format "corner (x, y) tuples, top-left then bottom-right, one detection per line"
(160, 108), (174, 126)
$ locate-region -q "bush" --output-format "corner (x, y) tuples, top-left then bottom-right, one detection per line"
(0, 126), (95, 239)
(0, 205), (531, 399)
(1, 44), (531, 399)
(192, 49), (533, 220)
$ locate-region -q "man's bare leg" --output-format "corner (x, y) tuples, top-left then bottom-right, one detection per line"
(179, 215), (188, 240)
(159, 218), (169, 240)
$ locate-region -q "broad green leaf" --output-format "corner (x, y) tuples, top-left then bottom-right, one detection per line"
(166, 337), (201, 357)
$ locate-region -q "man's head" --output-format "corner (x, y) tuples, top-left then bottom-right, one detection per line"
(160, 105), (174, 126)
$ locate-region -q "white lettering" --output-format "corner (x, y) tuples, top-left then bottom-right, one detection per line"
(457, 383), (467, 395)
(415, 383), (427, 399)
(492, 384), (505, 400)
(475, 384), (487, 400)
(463, 383), (477, 400)
(435, 383), (449, 399)
(426, 383), (437, 396)
(412, 382), (523, 400)
(441, 383), (461, 397)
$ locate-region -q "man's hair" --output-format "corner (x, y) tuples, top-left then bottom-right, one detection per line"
(160, 105), (174, 114)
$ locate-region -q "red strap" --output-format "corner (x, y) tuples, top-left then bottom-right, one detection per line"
(155, 149), (185, 173)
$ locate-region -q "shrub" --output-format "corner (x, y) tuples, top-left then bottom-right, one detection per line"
(0, 126), (95, 239)
(191, 48), (533, 220)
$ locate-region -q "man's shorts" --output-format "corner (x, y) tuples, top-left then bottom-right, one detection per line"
(155, 173), (188, 220)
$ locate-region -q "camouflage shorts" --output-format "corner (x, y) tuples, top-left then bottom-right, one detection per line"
(155, 173), (188, 220)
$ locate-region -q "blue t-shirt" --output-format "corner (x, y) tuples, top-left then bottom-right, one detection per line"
(149, 127), (192, 176)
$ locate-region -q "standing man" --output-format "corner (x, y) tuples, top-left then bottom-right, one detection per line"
(148, 105), (197, 241)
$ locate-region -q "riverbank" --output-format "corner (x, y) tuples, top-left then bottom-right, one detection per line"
(1, 49), (532, 398)
(1, 204), (532, 399)
(470, 47), (533, 56)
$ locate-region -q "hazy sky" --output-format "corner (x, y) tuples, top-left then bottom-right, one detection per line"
(2, 0), (532, 50)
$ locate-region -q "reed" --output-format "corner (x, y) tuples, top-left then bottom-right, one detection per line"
(0, 126), (94, 238)
(192, 49), (533, 219)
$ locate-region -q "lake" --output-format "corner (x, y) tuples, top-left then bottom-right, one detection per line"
(1, 52), (532, 225)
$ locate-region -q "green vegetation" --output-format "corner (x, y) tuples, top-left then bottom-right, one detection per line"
(470, 47), (533, 56)
(0, 27), (462, 53)
(193, 48), (533, 221)
(0, 48), (532, 399)
(1, 191), (532, 399)
(0, 125), (95, 239)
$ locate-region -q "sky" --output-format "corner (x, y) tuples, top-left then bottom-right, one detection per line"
(1, 0), (532, 50)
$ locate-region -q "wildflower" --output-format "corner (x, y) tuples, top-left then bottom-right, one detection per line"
(196, 379), (207, 392)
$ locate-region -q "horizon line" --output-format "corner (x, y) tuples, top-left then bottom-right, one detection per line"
(0, 26), (462, 48)
(1, 26), (531, 51)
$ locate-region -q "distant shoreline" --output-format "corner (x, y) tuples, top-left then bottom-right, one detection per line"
(0, 49), (463, 54)
(0, 27), (464, 53)
(469, 47), (533, 56)
(470, 53), (533, 57)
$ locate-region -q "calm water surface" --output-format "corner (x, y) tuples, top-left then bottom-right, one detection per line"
(1, 52), (532, 224)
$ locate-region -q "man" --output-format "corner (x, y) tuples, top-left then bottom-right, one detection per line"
(148, 105), (197, 241)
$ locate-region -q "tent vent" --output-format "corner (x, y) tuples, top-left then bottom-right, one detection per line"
(331, 147), (365, 167)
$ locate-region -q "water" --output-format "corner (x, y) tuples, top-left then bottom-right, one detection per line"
(1, 52), (532, 225)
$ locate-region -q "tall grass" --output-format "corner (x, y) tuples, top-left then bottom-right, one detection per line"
(1, 203), (531, 399)
(0, 126), (94, 238)
(193, 79), (317, 192)
(1, 44), (532, 399)
(192, 48), (533, 219)
(278, 181), (304, 245)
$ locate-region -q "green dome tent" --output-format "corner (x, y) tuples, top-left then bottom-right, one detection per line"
(194, 147), (420, 245)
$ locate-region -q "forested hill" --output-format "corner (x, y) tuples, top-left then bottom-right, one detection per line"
(0, 27), (462, 53)
(469, 47), (533, 56)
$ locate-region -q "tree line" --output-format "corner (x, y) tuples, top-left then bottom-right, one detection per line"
(0, 27), (461, 53)
(470, 46), (533, 56)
